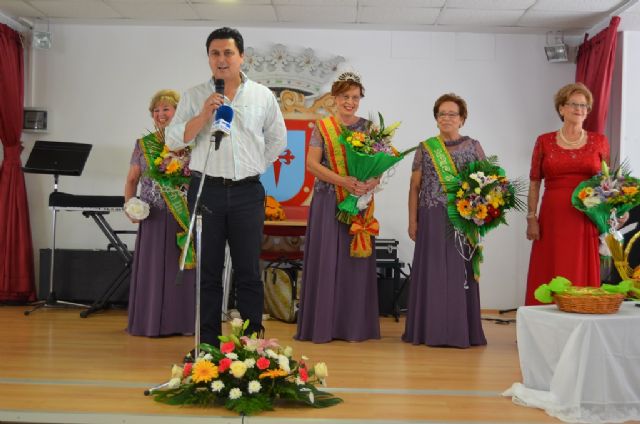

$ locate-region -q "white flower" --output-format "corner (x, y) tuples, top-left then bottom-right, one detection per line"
(244, 358), (256, 369)
(230, 318), (244, 329)
(247, 380), (261, 394)
(203, 353), (213, 361)
(124, 197), (149, 220)
(583, 195), (602, 208)
(211, 380), (225, 392)
(278, 355), (290, 373)
(301, 355), (309, 361)
(225, 353), (238, 360)
(167, 377), (181, 389)
(295, 376), (304, 386)
(170, 364), (183, 379)
(229, 388), (242, 400)
(265, 349), (278, 359)
(314, 362), (328, 379)
(283, 346), (293, 357)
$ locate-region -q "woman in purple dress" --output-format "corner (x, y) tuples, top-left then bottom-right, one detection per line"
(124, 89), (195, 337)
(403, 93), (487, 348)
(295, 72), (380, 343)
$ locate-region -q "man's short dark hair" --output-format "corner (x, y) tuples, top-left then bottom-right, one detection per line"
(206, 27), (244, 55)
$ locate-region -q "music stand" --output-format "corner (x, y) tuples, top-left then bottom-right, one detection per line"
(23, 141), (92, 315)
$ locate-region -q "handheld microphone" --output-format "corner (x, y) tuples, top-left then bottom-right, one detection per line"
(212, 104), (234, 150)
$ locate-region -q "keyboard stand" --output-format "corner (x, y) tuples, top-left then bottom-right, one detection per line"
(80, 211), (134, 318)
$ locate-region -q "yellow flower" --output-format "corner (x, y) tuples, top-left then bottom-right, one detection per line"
(622, 186), (638, 195)
(456, 199), (472, 217)
(456, 189), (464, 198)
(230, 361), (248, 378)
(259, 369), (288, 379)
(154, 157), (163, 166)
(165, 159), (180, 175)
(351, 138), (363, 147)
(474, 187), (481, 194)
(192, 360), (219, 383)
(475, 204), (488, 219)
(461, 182), (470, 190)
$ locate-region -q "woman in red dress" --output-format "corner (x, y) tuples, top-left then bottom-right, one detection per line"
(525, 83), (610, 305)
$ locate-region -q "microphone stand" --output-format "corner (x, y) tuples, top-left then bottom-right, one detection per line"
(145, 140), (214, 397)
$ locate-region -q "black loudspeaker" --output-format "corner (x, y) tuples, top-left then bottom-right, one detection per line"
(377, 278), (409, 316)
(39, 249), (131, 305)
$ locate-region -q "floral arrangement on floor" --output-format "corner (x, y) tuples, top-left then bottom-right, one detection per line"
(338, 112), (417, 216)
(443, 156), (526, 279)
(572, 161), (640, 234)
(534, 276), (639, 303)
(151, 319), (342, 415)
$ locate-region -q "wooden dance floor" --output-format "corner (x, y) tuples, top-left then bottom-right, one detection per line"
(0, 306), (559, 424)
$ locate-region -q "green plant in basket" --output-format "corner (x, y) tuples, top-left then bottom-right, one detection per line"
(534, 276), (639, 304)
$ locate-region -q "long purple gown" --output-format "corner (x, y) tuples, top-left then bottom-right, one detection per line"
(295, 118), (380, 343)
(402, 137), (487, 348)
(127, 141), (195, 337)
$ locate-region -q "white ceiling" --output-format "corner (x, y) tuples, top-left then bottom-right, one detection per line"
(1, 0), (640, 35)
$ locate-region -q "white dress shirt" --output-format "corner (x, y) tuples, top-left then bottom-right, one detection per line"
(165, 73), (287, 180)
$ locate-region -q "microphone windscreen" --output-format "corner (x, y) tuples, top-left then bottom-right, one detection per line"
(213, 105), (234, 137)
(215, 104), (234, 123)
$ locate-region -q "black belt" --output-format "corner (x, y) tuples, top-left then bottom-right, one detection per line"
(191, 171), (260, 186)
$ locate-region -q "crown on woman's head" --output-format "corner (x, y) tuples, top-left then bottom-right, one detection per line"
(336, 71), (361, 84)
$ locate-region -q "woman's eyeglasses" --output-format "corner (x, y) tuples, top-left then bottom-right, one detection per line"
(436, 112), (460, 119)
(565, 102), (589, 110)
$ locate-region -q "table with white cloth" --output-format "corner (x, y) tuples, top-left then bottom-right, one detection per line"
(504, 302), (640, 424)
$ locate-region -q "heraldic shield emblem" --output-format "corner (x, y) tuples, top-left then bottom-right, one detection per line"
(259, 119), (316, 206)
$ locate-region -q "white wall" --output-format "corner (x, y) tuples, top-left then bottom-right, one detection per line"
(618, 32), (640, 173)
(20, 24), (577, 309)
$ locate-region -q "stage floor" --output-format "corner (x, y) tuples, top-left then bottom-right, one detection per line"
(0, 306), (558, 424)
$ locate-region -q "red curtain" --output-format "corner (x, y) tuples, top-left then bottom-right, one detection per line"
(0, 24), (36, 302)
(575, 16), (621, 133)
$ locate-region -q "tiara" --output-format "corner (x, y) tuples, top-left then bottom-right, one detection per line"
(336, 71), (361, 84)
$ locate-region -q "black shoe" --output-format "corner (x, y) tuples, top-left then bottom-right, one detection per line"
(183, 349), (195, 363)
(244, 324), (265, 339)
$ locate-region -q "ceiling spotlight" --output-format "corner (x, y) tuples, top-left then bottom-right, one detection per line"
(33, 30), (52, 49)
(545, 44), (568, 62)
(545, 31), (568, 63)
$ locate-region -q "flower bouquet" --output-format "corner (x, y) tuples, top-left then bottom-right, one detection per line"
(572, 161), (640, 235)
(139, 128), (195, 267)
(124, 197), (150, 221)
(143, 129), (192, 190)
(443, 155), (525, 279)
(151, 319), (342, 415)
(338, 112), (417, 216)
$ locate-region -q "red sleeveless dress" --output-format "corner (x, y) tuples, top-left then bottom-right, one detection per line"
(525, 131), (609, 305)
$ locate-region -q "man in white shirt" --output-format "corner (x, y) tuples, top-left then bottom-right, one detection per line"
(166, 27), (286, 347)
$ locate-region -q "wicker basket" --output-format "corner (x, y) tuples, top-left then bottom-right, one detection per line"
(554, 292), (624, 314)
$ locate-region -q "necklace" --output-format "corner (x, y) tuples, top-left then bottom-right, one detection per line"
(558, 128), (585, 147)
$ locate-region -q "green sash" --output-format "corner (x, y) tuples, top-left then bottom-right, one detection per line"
(139, 132), (195, 269)
(422, 136), (483, 281)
